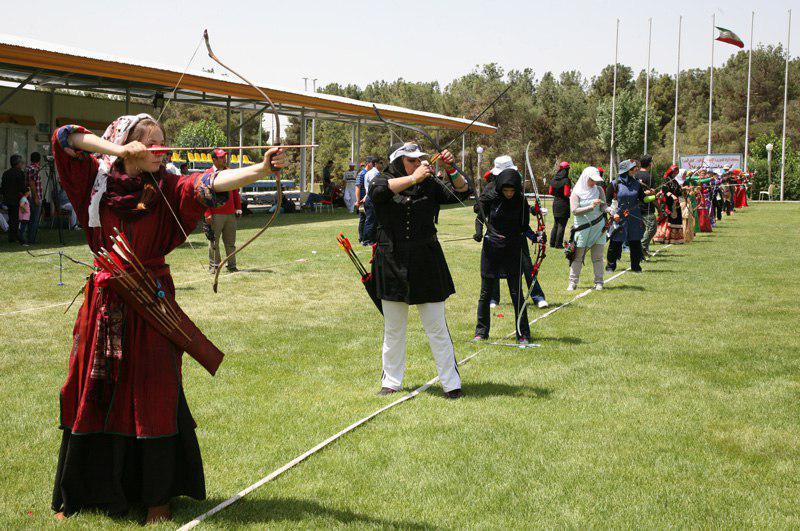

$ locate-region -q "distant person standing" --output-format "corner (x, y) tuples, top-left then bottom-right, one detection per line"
(636, 154), (657, 257)
(361, 157), (382, 245)
(356, 157), (373, 243)
(25, 152), (43, 244)
(548, 161), (571, 248)
(343, 162), (358, 212)
(1, 155), (26, 243)
(18, 187), (31, 245)
(322, 160), (334, 196)
(205, 149), (242, 273)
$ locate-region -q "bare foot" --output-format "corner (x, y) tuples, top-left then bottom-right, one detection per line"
(54, 511), (66, 520)
(145, 504), (171, 525)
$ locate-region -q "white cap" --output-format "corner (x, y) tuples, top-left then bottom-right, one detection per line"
(490, 155), (518, 175)
(588, 168), (604, 182)
(389, 143), (428, 163)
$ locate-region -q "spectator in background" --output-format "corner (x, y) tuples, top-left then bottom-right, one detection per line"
(322, 160), (334, 195)
(548, 161), (571, 248)
(1, 154), (26, 243)
(355, 157), (373, 242)
(18, 187), (31, 245)
(205, 149), (242, 273)
(343, 162), (358, 212)
(636, 154), (657, 257)
(25, 152), (43, 244)
(56, 187), (79, 229)
(179, 162), (189, 176)
(362, 157), (382, 246)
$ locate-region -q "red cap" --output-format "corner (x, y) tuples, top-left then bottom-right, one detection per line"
(558, 161), (570, 170)
(211, 148), (228, 159)
(483, 170), (492, 181)
(597, 166), (605, 174)
(732, 169), (742, 175)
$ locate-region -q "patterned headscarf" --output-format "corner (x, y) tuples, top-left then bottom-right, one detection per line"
(88, 113), (155, 227)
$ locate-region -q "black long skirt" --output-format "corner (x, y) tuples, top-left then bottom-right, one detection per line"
(52, 389), (205, 516)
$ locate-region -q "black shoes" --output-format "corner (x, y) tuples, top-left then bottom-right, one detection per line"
(444, 389), (463, 400)
(377, 387), (398, 396)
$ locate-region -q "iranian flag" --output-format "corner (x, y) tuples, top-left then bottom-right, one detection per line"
(715, 26), (744, 48)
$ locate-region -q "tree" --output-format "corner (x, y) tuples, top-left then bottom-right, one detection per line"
(596, 88), (658, 163)
(175, 119), (226, 149)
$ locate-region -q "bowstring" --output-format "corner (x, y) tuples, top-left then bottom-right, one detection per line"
(156, 35), (204, 123)
(148, 172), (206, 270)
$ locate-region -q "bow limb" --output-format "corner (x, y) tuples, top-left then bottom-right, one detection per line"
(517, 142), (547, 338)
(203, 30), (283, 293)
(372, 105), (503, 240)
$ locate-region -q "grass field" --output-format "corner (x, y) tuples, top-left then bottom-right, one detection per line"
(0, 201), (798, 529)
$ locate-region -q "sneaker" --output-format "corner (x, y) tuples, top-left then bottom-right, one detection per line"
(518, 337), (530, 346)
(489, 301), (498, 309)
(594, 283), (603, 291)
(377, 387), (398, 396)
(472, 335), (486, 342)
(227, 266), (239, 273)
(536, 300), (549, 309)
(605, 266), (615, 273)
(208, 265), (218, 275)
(567, 283), (576, 291)
(444, 388), (463, 399)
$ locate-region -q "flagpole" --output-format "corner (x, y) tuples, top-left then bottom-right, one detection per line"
(610, 18), (619, 172)
(644, 17), (652, 154)
(744, 11), (754, 173)
(673, 15), (682, 165)
(707, 13), (716, 155)
(779, 8), (791, 202)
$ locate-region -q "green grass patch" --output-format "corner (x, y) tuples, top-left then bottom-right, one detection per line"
(0, 203), (798, 528)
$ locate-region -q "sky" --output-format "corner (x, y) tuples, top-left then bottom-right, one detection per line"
(12, 0), (798, 92)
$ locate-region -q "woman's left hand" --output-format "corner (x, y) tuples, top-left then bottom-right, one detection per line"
(438, 149), (455, 165)
(263, 148), (286, 173)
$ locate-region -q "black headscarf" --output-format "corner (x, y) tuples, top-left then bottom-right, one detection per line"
(386, 142), (410, 178)
(550, 167), (570, 188)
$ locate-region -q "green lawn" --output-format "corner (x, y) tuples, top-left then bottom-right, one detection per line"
(0, 202), (798, 529)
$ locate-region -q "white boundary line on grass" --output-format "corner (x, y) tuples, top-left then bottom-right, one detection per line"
(178, 245), (673, 530)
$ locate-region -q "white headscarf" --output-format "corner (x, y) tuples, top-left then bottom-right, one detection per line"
(675, 169), (687, 186)
(87, 113), (154, 228)
(573, 166), (602, 202)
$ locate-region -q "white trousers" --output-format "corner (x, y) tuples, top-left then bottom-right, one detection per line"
(343, 183), (357, 212)
(381, 300), (461, 393)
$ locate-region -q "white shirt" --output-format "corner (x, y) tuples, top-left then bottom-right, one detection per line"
(364, 167), (380, 194)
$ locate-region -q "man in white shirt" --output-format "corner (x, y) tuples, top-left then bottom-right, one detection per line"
(361, 158), (383, 245)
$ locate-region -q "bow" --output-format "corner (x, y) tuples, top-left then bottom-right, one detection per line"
(202, 30), (284, 293)
(516, 141), (547, 338)
(372, 106), (474, 206)
(370, 85), (512, 237)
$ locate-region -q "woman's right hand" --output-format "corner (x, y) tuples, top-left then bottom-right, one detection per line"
(592, 198), (603, 208)
(412, 162), (433, 183)
(119, 141), (148, 159)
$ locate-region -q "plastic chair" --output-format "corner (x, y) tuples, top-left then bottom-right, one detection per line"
(758, 184), (775, 201)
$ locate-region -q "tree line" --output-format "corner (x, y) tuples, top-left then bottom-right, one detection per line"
(163, 45), (799, 198)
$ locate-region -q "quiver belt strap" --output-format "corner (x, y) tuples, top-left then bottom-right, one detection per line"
(103, 271), (225, 376)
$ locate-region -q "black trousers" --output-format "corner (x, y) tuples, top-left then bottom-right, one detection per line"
(550, 216), (569, 248)
(7, 205), (19, 242)
(476, 274), (531, 340)
(606, 240), (643, 272)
